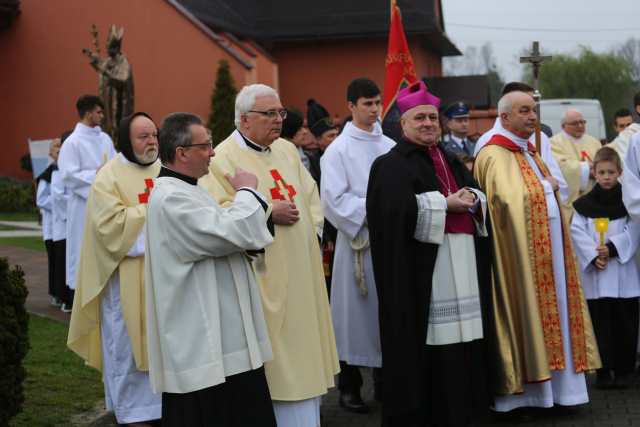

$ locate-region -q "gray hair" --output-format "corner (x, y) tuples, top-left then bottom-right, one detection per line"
(497, 93), (514, 115)
(234, 84), (280, 127)
(561, 109), (582, 125)
(159, 112), (203, 163)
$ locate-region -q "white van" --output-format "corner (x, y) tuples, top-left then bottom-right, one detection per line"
(540, 99), (607, 142)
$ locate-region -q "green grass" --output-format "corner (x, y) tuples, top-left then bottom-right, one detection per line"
(0, 237), (45, 252)
(10, 315), (104, 427)
(0, 212), (39, 222)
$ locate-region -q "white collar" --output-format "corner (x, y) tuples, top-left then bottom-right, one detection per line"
(343, 121), (384, 142)
(232, 129), (271, 153)
(496, 128), (531, 151)
(75, 122), (102, 136)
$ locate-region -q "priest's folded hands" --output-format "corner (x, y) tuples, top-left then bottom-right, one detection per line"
(445, 188), (475, 213)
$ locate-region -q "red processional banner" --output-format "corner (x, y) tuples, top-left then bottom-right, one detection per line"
(382, 0), (418, 119)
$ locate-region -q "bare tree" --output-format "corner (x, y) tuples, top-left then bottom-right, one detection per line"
(443, 42), (505, 105)
(618, 38), (640, 83)
(444, 42), (501, 76)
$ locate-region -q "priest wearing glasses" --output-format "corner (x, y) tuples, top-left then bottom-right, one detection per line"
(200, 84), (339, 427)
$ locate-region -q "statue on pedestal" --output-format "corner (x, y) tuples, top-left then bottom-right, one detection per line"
(82, 25), (134, 144)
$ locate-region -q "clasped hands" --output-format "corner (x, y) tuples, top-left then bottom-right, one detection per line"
(446, 188), (476, 213)
(594, 244), (610, 270)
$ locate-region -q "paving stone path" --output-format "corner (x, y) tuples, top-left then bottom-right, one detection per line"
(2, 244), (640, 427)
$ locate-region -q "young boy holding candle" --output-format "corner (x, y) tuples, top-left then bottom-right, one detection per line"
(570, 146), (640, 389)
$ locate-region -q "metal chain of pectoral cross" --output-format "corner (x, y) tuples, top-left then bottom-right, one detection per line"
(520, 41), (552, 153)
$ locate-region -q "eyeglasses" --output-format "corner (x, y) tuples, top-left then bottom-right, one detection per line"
(566, 120), (587, 126)
(248, 109), (287, 120)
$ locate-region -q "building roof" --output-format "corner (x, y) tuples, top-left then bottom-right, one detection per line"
(177, 0), (460, 56)
(424, 75), (493, 109)
(166, 0), (254, 69)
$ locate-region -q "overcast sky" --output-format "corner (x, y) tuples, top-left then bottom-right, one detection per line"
(441, 0), (640, 82)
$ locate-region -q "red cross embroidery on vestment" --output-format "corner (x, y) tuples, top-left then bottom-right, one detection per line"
(269, 169), (296, 202)
(138, 178), (154, 204)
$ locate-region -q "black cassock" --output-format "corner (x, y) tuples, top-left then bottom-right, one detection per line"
(366, 139), (493, 427)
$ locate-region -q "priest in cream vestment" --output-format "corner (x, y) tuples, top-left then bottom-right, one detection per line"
(67, 113), (161, 424)
(475, 92), (600, 412)
(550, 109), (601, 218)
(200, 84), (339, 427)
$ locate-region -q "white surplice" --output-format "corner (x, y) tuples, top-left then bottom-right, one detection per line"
(571, 214), (640, 299)
(51, 169), (68, 242)
(57, 122), (115, 289)
(36, 179), (53, 241)
(413, 189), (487, 346)
(145, 175), (274, 394)
(273, 397), (321, 427)
(474, 118), (570, 203)
(101, 232), (161, 423)
(622, 133), (640, 221)
(320, 121), (394, 367)
(491, 129), (589, 411)
(609, 122), (640, 163)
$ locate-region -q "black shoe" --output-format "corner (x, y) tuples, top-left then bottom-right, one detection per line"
(596, 370), (614, 389)
(339, 391), (370, 414)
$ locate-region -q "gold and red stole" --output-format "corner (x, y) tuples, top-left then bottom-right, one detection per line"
(475, 134), (600, 395)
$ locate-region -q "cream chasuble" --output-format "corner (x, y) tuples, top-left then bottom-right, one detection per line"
(200, 131), (339, 401)
(474, 134), (600, 398)
(550, 132), (601, 219)
(68, 155), (160, 371)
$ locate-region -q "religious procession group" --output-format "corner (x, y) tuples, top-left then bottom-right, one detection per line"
(32, 76), (640, 427)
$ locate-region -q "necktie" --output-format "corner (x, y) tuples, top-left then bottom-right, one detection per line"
(462, 139), (472, 156)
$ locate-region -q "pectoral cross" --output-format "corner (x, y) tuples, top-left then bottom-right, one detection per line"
(520, 41), (552, 153)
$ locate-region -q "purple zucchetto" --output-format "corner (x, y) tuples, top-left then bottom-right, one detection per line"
(396, 81), (441, 114)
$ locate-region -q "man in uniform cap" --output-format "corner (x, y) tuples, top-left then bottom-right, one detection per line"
(440, 101), (476, 158)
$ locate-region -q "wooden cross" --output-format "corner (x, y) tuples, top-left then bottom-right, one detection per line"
(520, 41), (552, 152)
(520, 41), (552, 92)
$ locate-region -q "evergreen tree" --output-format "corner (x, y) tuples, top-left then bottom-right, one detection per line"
(525, 47), (636, 140)
(0, 258), (29, 425)
(207, 60), (237, 146)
